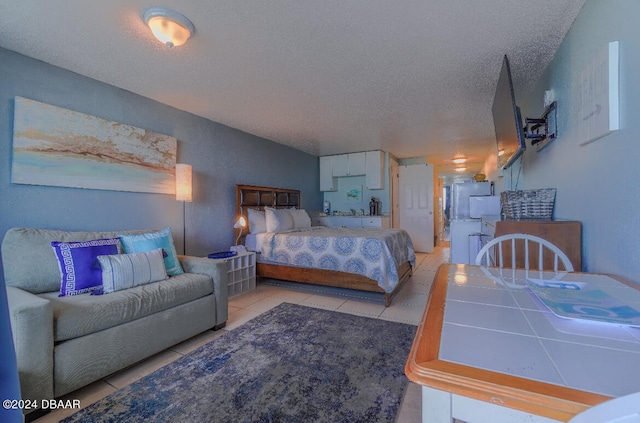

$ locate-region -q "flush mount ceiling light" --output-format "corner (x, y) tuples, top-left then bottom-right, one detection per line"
(143, 7), (195, 48)
(455, 167), (467, 172)
(452, 158), (466, 164)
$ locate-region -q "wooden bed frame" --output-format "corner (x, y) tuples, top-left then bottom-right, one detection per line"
(236, 184), (413, 306)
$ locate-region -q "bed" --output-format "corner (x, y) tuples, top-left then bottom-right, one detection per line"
(236, 184), (415, 306)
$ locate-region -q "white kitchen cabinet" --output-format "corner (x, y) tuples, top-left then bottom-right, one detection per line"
(311, 216), (329, 227)
(319, 156), (337, 191)
(362, 216), (390, 228)
(313, 216), (357, 227)
(330, 154), (349, 177)
(312, 216), (389, 228)
(347, 152), (366, 175)
(480, 216), (499, 239)
(317, 216), (358, 228)
(335, 217), (357, 228)
(450, 220), (481, 264)
(320, 151), (385, 189)
(331, 152), (366, 177)
(365, 150), (384, 189)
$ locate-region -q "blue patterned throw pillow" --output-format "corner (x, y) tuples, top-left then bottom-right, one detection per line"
(51, 238), (122, 296)
(118, 228), (184, 275)
(95, 248), (168, 295)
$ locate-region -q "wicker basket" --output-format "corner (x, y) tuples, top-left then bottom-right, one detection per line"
(500, 188), (557, 220)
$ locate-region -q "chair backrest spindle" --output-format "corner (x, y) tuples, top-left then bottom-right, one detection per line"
(538, 243), (543, 270)
(475, 233), (574, 272)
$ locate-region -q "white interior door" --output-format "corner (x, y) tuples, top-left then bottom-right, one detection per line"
(399, 164), (434, 253)
(391, 158), (400, 229)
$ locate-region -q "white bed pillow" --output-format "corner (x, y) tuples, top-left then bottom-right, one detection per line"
(264, 207), (295, 233)
(247, 208), (267, 234)
(289, 208), (312, 230)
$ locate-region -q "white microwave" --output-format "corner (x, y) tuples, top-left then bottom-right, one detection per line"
(469, 195), (501, 218)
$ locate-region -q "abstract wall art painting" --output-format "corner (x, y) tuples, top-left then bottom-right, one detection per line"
(12, 97), (177, 194)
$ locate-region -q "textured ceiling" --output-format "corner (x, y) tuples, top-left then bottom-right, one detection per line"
(0, 0), (585, 176)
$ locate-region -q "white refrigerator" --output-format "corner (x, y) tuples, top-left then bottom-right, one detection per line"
(449, 182), (494, 264)
(451, 182), (492, 219)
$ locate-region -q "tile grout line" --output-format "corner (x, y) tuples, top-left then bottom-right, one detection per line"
(509, 287), (569, 388)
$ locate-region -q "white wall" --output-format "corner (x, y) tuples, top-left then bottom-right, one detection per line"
(500, 0), (640, 282)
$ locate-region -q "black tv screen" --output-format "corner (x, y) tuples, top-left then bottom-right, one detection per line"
(492, 55), (526, 170)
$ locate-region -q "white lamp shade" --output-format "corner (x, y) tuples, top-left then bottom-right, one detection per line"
(234, 216), (247, 229)
(143, 7), (195, 48)
(175, 164), (193, 202)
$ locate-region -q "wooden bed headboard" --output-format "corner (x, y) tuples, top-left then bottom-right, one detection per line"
(235, 184), (301, 241)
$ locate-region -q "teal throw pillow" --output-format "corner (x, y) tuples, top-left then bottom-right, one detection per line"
(118, 228), (184, 275)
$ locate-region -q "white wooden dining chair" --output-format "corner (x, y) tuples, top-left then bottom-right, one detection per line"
(568, 391), (640, 423)
(475, 233), (574, 272)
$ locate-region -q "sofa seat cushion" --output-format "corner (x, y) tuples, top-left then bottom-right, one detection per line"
(38, 273), (213, 342)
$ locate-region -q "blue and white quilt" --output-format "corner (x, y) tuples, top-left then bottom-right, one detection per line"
(260, 227), (416, 293)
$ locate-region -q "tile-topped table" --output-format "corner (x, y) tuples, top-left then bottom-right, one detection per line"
(405, 263), (640, 422)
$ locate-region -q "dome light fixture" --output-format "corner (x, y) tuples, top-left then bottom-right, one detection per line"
(452, 158), (466, 164)
(143, 7), (195, 48)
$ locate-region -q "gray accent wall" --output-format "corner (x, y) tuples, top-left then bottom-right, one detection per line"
(497, 0), (640, 283)
(0, 48), (321, 284)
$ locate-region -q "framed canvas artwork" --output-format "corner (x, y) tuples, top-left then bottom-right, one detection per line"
(12, 97), (177, 194)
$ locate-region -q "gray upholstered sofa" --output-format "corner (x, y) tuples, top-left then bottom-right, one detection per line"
(2, 227), (228, 413)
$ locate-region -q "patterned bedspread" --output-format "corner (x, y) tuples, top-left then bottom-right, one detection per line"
(260, 227), (416, 293)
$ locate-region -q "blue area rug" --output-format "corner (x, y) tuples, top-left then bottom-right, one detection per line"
(63, 303), (416, 423)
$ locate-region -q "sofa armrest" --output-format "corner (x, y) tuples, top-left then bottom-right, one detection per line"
(178, 256), (228, 325)
(6, 286), (54, 402)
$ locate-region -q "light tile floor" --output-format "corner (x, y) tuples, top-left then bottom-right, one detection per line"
(33, 246), (450, 423)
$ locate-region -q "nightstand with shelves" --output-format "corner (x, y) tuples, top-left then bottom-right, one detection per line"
(208, 251), (256, 298)
(227, 251), (256, 297)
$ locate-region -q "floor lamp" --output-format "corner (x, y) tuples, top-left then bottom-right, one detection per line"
(175, 164), (192, 255)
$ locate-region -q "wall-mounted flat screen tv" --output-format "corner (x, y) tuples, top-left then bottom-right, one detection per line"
(492, 55), (526, 170)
